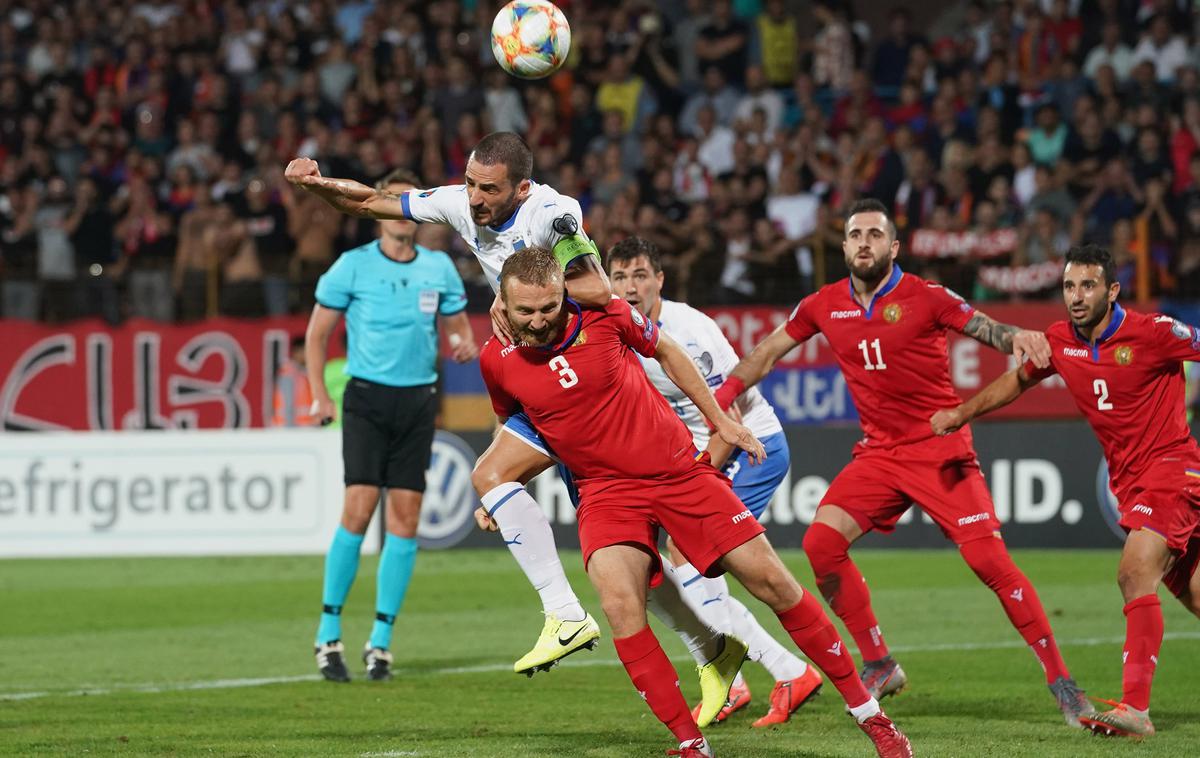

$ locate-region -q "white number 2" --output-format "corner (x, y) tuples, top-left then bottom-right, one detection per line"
(1093, 378), (1113, 411)
(858, 338), (887, 370)
(549, 355), (578, 389)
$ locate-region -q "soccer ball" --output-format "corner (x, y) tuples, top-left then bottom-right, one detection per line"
(490, 0), (571, 80)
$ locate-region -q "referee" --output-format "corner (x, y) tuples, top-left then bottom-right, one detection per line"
(305, 168), (478, 682)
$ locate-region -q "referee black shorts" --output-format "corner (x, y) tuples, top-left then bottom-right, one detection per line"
(341, 377), (437, 491)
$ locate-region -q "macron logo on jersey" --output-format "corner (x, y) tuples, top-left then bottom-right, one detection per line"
(830, 309), (862, 319)
(1062, 347), (1090, 358)
(956, 512), (991, 526)
(731, 509), (753, 524)
(1132, 504), (1153, 516)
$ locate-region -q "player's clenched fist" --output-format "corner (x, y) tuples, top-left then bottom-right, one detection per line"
(930, 407), (966, 436)
(285, 157), (322, 185)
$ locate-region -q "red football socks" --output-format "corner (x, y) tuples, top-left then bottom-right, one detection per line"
(959, 536), (1068, 683)
(777, 590), (872, 709)
(1121, 594), (1163, 711)
(802, 522), (890, 662)
(613, 625), (701, 743)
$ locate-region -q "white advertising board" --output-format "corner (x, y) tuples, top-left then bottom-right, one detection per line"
(0, 429), (350, 557)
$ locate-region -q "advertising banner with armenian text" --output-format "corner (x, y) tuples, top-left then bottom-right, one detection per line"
(0, 302), (1147, 432)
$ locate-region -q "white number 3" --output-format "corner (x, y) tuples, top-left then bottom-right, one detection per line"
(1093, 378), (1113, 411)
(549, 355), (578, 389)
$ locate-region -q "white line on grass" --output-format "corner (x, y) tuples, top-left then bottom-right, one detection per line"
(4, 631), (1199, 702)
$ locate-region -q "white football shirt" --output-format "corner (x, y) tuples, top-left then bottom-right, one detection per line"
(639, 299), (783, 448)
(400, 180), (587, 293)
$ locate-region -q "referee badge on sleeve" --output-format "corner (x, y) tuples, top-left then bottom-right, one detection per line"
(419, 289), (440, 314)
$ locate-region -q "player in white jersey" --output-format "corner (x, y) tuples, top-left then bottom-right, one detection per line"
(286, 132), (608, 674)
(607, 237), (824, 728)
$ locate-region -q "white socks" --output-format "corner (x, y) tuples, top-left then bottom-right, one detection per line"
(647, 559), (723, 664)
(676, 562), (809, 683)
(849, 697), (882, 723)
(480, 483), (584, 621)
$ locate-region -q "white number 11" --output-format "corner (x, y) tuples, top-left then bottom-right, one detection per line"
(858, 338), (887, 370)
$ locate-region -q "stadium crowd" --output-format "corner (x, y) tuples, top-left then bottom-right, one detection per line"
(3, 0), (1200, 324)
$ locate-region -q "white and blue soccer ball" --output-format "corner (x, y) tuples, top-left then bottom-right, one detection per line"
(490, 0), (571, 80)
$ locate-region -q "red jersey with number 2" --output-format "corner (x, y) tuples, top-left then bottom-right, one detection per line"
(480, 297), (699, 481)
(785, 266), (977, 453)
(1025, 305), (1200, 499)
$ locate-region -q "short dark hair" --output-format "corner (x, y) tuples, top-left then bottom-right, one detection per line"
(1064, 243), (1116, 286)
(845, 197), (897, 240)
(375, 168), (423, 190)
(470, 132), (533, 184)
(499, 245), (561, 297)
(606, 236), (662, 273)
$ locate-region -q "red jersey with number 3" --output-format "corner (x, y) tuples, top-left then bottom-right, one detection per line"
(480, 297), (699, 481)
(1025, 305), (1200, 498)
(785, 266), (977, 452)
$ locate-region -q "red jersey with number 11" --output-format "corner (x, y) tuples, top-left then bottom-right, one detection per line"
(480, 298), (699, 481)
(1025, 305), (1200, 499)
(785, 266), (977, 453)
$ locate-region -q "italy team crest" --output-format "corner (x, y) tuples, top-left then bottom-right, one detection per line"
(1114, 345), (1133, 365)
(883, 303), (903, 323)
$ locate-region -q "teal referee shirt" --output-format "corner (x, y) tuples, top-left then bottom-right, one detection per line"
(315, 242), (467, 387)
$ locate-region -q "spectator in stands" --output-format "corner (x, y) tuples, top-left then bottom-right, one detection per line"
(1132, 13), (1189, 83)
(756, 0), (799, 89)
(697, 0), (750, 88)
(273, 335), (314, 428)
(1083, 21), (1133, 82)
(66, 176), (119, 324)
(811, 0), (855, 93)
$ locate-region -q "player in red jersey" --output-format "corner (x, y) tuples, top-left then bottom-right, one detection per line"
(933, 244), (1200, 739)
(712, 198), (1094, 727)
(480, 246), (912, 758)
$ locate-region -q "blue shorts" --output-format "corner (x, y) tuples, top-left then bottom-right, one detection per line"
(502, 412), (580, 506)
(723, 431), (790, 519)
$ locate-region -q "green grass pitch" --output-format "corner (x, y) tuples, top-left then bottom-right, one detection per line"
(2, 549), (1197, 757)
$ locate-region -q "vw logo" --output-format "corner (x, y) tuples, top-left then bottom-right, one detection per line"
(1095, 459), (1126, 541)
(419, 431), (480, 549)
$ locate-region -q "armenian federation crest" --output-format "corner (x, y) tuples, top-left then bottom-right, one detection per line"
(882, 303), (903, 323)
(574, 329), (587, 347)
(1114, 345), (1133, 365)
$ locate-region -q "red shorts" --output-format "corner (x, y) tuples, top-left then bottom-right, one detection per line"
(1117, 462), (1200, 595)
(821, 439), (1000, 544)
(576, 461), (765, 586)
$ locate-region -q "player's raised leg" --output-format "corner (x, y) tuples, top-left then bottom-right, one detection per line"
(646, 558), (748, 728)
(802, 504), (906, 700)
(588, 544), (714, 757)
(717, 534), (912, 758)
(314, 485), (378, 682)
(1175, 536), (1200, 619)
(672, 536), (819, 724)
(1081, 528), (1174, 738)
(472, 420), (598, 675)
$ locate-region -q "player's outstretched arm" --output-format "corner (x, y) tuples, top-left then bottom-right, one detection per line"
(713, 322), (802, 410)
(304, 304), (342, 425)
(930, 365), (1042, 435)
(563, 254), (613, 308)
(960, 311), (1051, 368)
(656, 332), (766, 464)
(285, 158), (408, 220)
